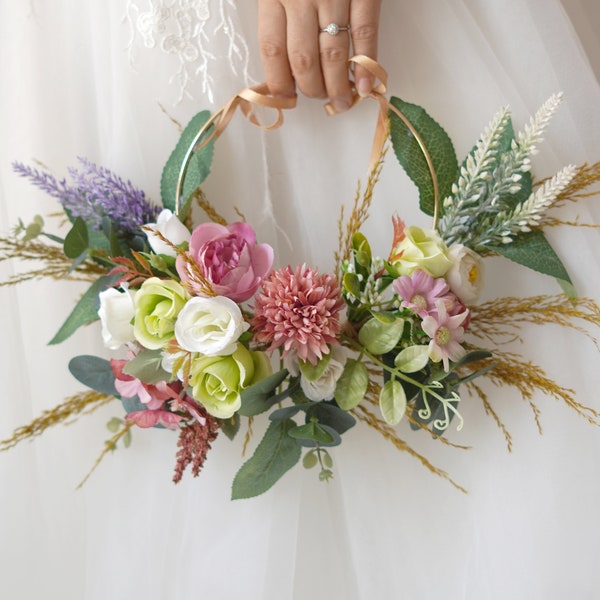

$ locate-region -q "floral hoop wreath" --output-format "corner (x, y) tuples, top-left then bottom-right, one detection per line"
(3, 56), (600, 498)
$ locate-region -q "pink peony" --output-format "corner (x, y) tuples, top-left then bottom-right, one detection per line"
(421, 300), (469, 371)
(251, 264), (345, 365)
(176, 221), (273, 303)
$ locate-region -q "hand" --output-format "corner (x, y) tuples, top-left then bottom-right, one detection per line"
(257, 0), (382, 113)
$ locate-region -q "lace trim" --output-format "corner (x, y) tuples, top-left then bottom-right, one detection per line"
(125, 0), (252, 104)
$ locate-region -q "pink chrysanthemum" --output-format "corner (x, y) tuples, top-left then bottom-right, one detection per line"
(421, 300), (469, 371)
(251, 264), (345, 365)
(393, 269), (453, 318)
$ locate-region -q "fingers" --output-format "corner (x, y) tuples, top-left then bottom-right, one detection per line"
(350, 0), (382, 97)
(258, 0), (296, 98)
(257, 0), (382, 110)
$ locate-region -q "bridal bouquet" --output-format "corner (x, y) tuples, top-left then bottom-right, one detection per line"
(2, 85), (599, 497)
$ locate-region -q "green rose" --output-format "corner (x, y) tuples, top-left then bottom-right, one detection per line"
(133, 277), (189, 349)
(390, 226), (452, 277)
(189, 344), (271, 419)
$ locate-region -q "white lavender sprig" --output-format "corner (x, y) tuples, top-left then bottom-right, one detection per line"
(438, 94), (564, 249)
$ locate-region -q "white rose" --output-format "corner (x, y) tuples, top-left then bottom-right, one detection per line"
(300, 346), (347, 401)
(446, 244), (484, 305)
(98, 287), (136, 350)
(145, 209), (191, 257)
(174, 296), (249, 356)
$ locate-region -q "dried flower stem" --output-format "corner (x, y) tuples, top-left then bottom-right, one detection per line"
(0, 391), (115, 452)
(77, 420), (134, 489)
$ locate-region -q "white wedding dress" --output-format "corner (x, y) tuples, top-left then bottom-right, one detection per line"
(1, 2), (600, 599)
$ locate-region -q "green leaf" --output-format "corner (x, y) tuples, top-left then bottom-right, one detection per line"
(122, 349), (170, 385)
(231, 419), (302, 500)
(389, 97), (458, 216)
(303, 450), (319, 469)
(238, 369), (290, 417)
(488, 229), (573, 288)
(299, 354), (331, 382)
(160, 110), (214, 217)
(220, 413), (241, 441)
(395, 345), (430, 373)
(309, 401), (356, 435)
(358, 317), (405, 355)
(69, 355), (119, 396)
(352, 232), (372, 273)
(106, 417), (122, 433)
(335, 359), (369, 410)
(288, 421), (335, 445)
(342, 272), (362, 298)
(63, 217), (89, 259)
(379, 379), (407, 426)
(49, 273), (121, 345)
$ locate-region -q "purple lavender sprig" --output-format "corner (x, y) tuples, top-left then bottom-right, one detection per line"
(13, 158), (159, 237)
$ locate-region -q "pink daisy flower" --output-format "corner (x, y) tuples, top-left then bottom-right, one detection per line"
(251, 264), (345, 365)
(421, 300), (469, 371)
(393, 269), (452, 318)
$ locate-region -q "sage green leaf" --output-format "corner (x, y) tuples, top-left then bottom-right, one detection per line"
(220, 413), (241, 441)
(69, 355), (119, 396)
(122, 349), (170, 384)
(488, 229), (573, 288)
(231, 419), (302, 500)
(238, 369), (290, 417)
(343, 272), (362, 298)
(389, 97), (458, 216)
(106, 417), (122, 433)
(309, 401), (356, 434)
(379, 379), (407, 426)
(160, 110), (214, 217)
(299, 354), (331, 382)
(49, 273), (120, 345)
(63, 217), (89, 259)
(352, 231), (372, 272)
(335, 359), (369, 410)
(303, 450), (319, 469)
(358, 317), (405, 355)
(395, 345), (430, 373)
(288, 422), (335, 445)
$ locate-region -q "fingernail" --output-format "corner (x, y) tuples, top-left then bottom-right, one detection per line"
(332, 97), (351, 113)
(357, 77), (372, 98)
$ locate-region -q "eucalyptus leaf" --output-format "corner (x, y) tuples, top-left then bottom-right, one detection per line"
(161, 110), (214, 216)
(302, 450), (319, 469)
(63, 217), (89, 259)
(389, 97), (458, 216)
(379, 379), (407, 426)
(68, 355), (119, 397)
(308, 401), (356, 435)
(334, 359), (369, 411)
(231, 419), (302, 500)
(238, 369), (290, 417)
(49, 273), (121, 345)
(220, 413), (241, 441)
(122, 349), (170, 384)
(288, 422), (342, 448)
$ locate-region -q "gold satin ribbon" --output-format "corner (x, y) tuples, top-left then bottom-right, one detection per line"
(175, 56), (440, 226)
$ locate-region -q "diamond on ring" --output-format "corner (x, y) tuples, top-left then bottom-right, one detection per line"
(320, 23), (350, 36)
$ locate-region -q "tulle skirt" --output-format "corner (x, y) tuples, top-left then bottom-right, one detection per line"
(1, 1), (599, 598)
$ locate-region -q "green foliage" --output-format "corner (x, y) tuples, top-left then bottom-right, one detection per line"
(220, 414), (241, 441)
(231, 419), (302, 500)
(394, 345), (430, 373)
(379, 379), (407, 426)
(122, 349), (170, 385)
(63, 217), (89, 259)
(358, 316), (405, 355)
(68, 355), (119, 397)
(335, 359), (369, 410)
(49, 273), (121, 345)
(238, 369), (290, 417)
(389, 97), (458, 216)
(488, 230), (573, 289)
(161, 110), (214, 218)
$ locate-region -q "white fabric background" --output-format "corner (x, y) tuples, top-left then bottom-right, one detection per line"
(1, 1), (599, 599)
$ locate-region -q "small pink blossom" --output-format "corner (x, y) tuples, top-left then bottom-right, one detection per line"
(251, 264), (345, 365)
(393, 269), (453, 318)
(126, 410), (183, 430)
(176, 221), (273, 303)
(421, 300), (469, 371)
